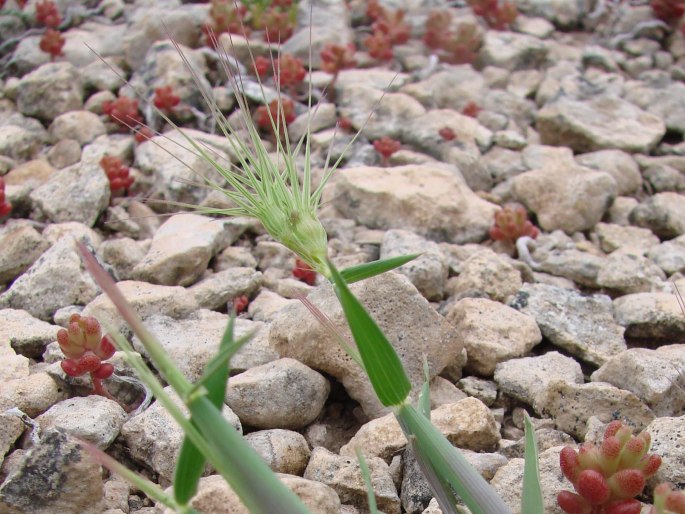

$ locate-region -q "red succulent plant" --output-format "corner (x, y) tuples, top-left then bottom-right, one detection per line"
(489, 203), (539, 244)
(153, 85), (181, 111)
(35, 0), (61, 28)
(423, 11), (482, 64)
(57, 314), (117, 398)
(39, 28), (65, 60)
(373, 136), (401, 165)
(102, 96), (143, 130)
(558, 421), (662, 514)
(255, 98), (296, 134)
(467, 0), (518, 30)
(0, 176), (11, 217)
(100, 155), (134, 196)
(292, 258), (316, 286)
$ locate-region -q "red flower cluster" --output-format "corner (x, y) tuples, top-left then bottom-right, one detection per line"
(489, 203), (539, 244)
(650, 483), (685, 514)
(153, 85), (181, 111)
(558, 421), (662, 514)
(0, 176), (11, 217)
(232, 295), (250, 314)
(320, 44), (357, 76)
(423, 10), (482, 64)
(651, 0), (685, 22)
(467, 0), (518, 30)
(363, 0), (410, 61)
(57, 314), (116, 382)
(39, 28), (64, 60)
(36, 0), (61, 28)
(462, 101), (482, 118)
(373, 136), (401, 164)
(292, 258), (316, 286)
(255, 98), (296, 132)
(100, 155), (134, 194)
(103, 96), (143, 130)
(276, 54), (306, 90)
(439, 127), (456, 141)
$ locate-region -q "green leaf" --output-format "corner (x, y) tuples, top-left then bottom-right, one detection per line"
(339, 254), (421, 284)
(355, 448), (380, 514)
(187, 395), (312, 514)
(81, 245), (311, 514)
(174, 317), (248, 505)
(396, 404), (513, 514)
(328, 261), (411, 407)
(521, 412), (544, 514)
(80, 440), (201, 514)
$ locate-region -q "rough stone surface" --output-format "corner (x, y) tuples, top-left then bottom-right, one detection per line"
(479, 31), (549, 71)
(226, 358), (330, 430)
(0, 372), (66, 418)
(82, 280), (199, 336)
(494, 351), (584, 406)
(244, 429), (311, 476)
(446, 249), (522, 303)
(380, 229), (448, 301)
(161, 473), (342, 514)
(510, 283), (626, 366)
(121, 385), (242, 483)
(29, 158), (110, 227)
(16, 63), (84, 121)
(0, 236), (100, 321)
(132, 214), (236, 286)
(596, 251), (667, 294)
(304, 447), (400, 514)
(49, 111), (106, 146)
(645, 416), (685, 490)
(0, 308), (57, 360)
(36, 396), (127, 449)
(629, 192), (685, 238)
(269, 272), (465, 418)
(591, 348), (685, 417)
(534, 380), (655, 438)
(575, 149), (642, 196)
(133, 311), (278, 380)
(613, 291), (685, 340)
(512, 157), (617, 234)
(0, 429), (104, 514)
(332, 165), (499, 244)
(490, 446), (567, 514)
(445, 298), (541, 377)
(537, 95), (666, 153)
(594, 222), (661, 254)
(0, 222), (49, 286)
(188, 267), (263, 311)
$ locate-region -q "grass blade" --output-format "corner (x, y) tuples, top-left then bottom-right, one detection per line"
(396, 404), (513, 514)
(328, 261), (411, 407)
(174, 316), (246, 505)
(355, 448), (380, 514)
(521, 412), (544, 514)
(339, 254), (421, 284)
(80, 244), (311, 514)
(80, 440), (201, 514)
(186, 395), (312, 514)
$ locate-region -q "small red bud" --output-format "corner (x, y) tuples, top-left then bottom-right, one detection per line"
(605, 499), (642, 514)
(577, 469), (610, 505)
(608, 469), (645, 499)
(92, 363), (114, 380)
(61, 359), (84, 377)
(96, 335), (116, 360)
(557, 490), (592, 514)
(78, 353), (102, 373)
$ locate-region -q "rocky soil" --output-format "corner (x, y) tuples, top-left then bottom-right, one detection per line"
(1, 0), (685, 513)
